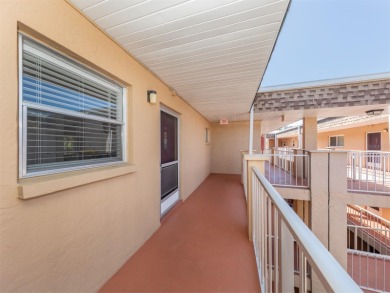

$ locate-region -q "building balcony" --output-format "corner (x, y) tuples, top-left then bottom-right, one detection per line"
(100, 174), (260, 292)
(101, 166), (361, 292)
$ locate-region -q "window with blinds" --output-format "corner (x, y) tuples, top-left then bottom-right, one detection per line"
(329, 135), (344, 147)
(19, 34), (125, 177)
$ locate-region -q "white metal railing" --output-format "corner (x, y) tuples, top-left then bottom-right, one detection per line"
(261, 149), (272, 155)
(243, 158), (248, 199)
(347, 205), (390, 232)
(347, 151), (390, 194)
(251, 166), (361, 292)
(347, 205), (390, 255)
(347, 249), (390, 292)
(265, 151), (310, 188)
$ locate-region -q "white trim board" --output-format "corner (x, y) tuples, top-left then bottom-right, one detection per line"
(161, 190), (179, 216)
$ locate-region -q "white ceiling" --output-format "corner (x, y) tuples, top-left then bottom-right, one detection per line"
(69, 0), (290, 121)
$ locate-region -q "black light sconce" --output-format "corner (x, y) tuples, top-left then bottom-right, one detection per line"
(365, 109), (384, 116)
(147, 90), (157, 104)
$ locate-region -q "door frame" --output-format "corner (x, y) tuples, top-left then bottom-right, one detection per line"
(160, 105), (180, 217)
(366, 131), (382, 168)
(366, 131), (382, 151)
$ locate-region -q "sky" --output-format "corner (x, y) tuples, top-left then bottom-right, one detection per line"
(260, 0), (390, 88)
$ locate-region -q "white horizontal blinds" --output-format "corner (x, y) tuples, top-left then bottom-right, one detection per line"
(22, 39), (122, 122)
(338, 136), (344, 146)
(21, 36), (124, 175)
(26, 108), (122, 173)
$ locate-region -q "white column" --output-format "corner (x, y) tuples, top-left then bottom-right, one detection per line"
(303, 117), (318, 150)
(280, 221), (294, 292)
(249, 105), (254, 155)
(388, 114), (390, 151)
(298, 126), (302, 149)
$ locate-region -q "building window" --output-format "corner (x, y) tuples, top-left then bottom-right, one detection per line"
(205, 128), (211, 144)
(19, 34), (126, 178)
(329, 135), (344, 147)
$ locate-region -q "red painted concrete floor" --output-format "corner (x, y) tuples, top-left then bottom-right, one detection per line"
(100, 174), (260, 292)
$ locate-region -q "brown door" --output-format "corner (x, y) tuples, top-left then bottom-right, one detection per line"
(367, 132), (381, 166)
(367, 132), (381, 151)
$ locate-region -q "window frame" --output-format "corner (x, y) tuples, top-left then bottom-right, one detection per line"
(328, 135), (344, 147)
(205, 128), (211, 144)
(18, 33), (127, 178)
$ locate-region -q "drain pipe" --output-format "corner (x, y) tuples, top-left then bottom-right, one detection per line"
(249, 105), (254, 155)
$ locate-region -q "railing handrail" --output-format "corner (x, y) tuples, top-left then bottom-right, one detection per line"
(252, 166), (362, 292)
(348, 205), (390, 227)
(347, 248), (390, 261)
(348, 150), (390, 155)
(347, 224), (390, 232)
(267, 154), (308, 157)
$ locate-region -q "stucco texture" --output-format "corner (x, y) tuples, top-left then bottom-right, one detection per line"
(211, 121), (261, 174)
(0, 0), (210, 291)
(317, 123), (389, 151)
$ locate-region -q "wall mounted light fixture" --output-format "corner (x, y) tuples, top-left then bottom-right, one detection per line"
(365, 109), (384, 116)
(147, 90), (157, 104)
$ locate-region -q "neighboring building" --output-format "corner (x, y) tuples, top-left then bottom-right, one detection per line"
(269, 115), (389, 152)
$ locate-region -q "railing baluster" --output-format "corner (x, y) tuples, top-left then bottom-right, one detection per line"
(263, 150), (311, 188)
(375, 254), (377, 290)
(347, 151), (390, 194)
(274, 209), (279, 293)
(267, 197), (272, 291)
(280, 220), (294, 292)
(262, 186), (266, 289)
(299, 252), (307, 292)
(359, 251), (362, 286)
(251, 166), (361, 292)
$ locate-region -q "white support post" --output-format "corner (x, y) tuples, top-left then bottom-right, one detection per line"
(249, 105), (254, 155)
(279, 220), (294, 292)
(388, 114), (390, 149)
(298, 126), (302, 149)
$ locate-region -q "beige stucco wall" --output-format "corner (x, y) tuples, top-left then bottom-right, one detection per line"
(211, 121), (261, 174)
(317, 123), (390, 151)
(277, 136), (298, 147)
(382, 208), (390, 221)
(0, 1), (210, 291)
(303, 117), (318, 150)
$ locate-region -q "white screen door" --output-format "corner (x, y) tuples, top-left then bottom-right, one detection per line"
(160, 109), (179, 216)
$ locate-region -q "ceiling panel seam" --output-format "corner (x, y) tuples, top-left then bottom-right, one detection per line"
(134, 25), (278, 58)
(104, 0), (238, 33)
(135, 33), (276, 60)
(146, 42), (273, 67)
(151, 47), (271, 70)
(88, 0), (151, 21)
(122, 12), (284, 47)
(102, 0), (191, 30)
(111, 1), (283, 40)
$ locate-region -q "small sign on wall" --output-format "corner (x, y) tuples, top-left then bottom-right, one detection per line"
(220, 118), (228, 125)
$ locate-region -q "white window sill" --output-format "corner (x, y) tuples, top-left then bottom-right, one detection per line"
(18, 164), (136, 199)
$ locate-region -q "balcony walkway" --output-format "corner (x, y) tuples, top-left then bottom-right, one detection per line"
(265, 161), (308, 187)
(347, 179), (390, 194)
(100, 174), (260, 292)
